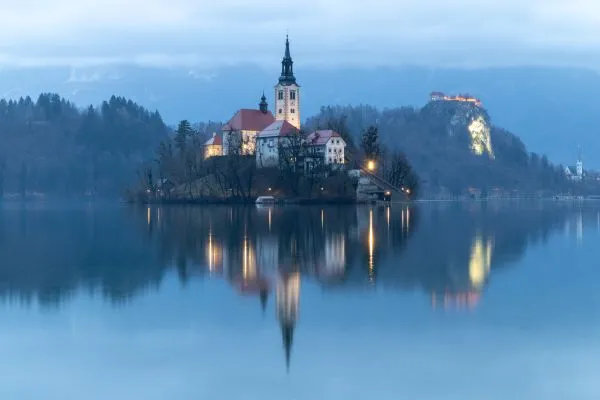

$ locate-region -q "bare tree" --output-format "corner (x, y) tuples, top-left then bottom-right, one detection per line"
(303, 140), (327, 197)
(383, 150), (419, 197)
(278, 132), (304, 196)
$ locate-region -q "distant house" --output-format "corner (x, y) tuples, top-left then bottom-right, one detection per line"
(222, 95), (275, 156)
(304, 130), (346, 170)
(203, 132), (223, 159)
(565, 158), (584, 181)
(256, 120), (299, 168)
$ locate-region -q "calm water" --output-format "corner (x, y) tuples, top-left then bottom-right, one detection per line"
(0, 202), (599, 399)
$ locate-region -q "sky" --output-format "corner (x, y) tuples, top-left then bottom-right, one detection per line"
(0, 0), (599, 69)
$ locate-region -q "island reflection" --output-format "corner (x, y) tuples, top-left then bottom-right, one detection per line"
(0, 202), (594, 370)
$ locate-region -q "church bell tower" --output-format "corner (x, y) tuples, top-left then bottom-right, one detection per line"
(274, 35), (300, 129)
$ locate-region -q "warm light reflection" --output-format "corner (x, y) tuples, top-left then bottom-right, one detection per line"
(368, 208), (375, 282)
(406, 207), (410, 232)
(386, 206), (390, 231)
(401, 209), (405, 233)
(147, 207), (151, 225)
(206, 232), (223, 273)
(268, 208), (272, 232)
(242, 236), (257, 281)
(432, 292), (481, 310)
(321, 209), (324, 230)
(468, 235), (493, 289)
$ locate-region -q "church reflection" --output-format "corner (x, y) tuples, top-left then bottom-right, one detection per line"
(0, 201), (592, 371)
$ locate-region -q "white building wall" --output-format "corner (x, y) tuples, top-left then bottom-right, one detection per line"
(324, 138), (345, 165)
(256, 137), (280, 168)
(274, 84), (300, 129)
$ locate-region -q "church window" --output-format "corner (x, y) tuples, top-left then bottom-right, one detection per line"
(290, 90), (296, 100)
(291, 108), (295, 114)
(328, 148), (332, 153)
(278, 91), (284, 100)
(279, 109), (283, 114)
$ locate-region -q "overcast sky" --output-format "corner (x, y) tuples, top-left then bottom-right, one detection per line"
(0, 0), (599, 69)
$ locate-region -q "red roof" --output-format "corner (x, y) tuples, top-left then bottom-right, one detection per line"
(305, 130), (344, 146)
(204, 133), (222, 146)
(222, 109), (275, 132)
(257, 120), (299, 138)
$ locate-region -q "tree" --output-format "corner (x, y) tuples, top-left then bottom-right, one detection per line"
(383, 150), (419, 197)
(278, 131), (305, 196)
(174, 120), (194, 156)
(361, 125), (380, 160)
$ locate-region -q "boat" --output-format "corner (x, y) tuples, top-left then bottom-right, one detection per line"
(256, 196), (276, 205)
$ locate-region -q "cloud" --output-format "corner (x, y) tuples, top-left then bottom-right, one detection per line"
(0, 0), (599, 68)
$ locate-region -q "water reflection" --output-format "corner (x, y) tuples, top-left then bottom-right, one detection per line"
(0, 201), (594, 371)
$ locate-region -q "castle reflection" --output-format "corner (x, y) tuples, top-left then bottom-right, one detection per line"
(0, 201), (591, 370)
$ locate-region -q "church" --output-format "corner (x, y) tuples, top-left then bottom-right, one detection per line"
(204, 36), (346, 169)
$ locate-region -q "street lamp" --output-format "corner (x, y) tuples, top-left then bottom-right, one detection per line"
(367, 160), (376, 171)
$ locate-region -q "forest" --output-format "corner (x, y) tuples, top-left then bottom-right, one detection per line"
(0, 93), (168, 197)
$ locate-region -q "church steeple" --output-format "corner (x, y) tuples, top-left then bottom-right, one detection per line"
(279, 35), (296, 85)
(259, 92), (268, 114)
(274, 35), (301, 129)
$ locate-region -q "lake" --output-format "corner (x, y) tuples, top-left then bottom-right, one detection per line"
(0, 201), (599, 399)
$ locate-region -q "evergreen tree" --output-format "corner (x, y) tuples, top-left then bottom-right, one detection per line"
(361, 125), (380, 160)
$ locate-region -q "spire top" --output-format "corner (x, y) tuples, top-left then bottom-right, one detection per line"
(279, 35), (296, 85)
(259, 91), (268, 113)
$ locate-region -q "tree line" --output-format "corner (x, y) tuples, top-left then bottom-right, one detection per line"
(0, 93), (168, 197)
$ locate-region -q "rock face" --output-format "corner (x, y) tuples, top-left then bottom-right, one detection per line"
(424, 100), (495, 159)
(468, 115), (494, 159)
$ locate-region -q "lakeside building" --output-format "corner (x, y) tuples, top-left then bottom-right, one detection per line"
(203, 36), (347, 172)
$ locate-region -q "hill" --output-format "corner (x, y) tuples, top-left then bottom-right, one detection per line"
(305, 101), (569, 197)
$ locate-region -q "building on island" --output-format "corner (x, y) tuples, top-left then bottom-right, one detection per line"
(256, 120), (299, 168)
(275, 36), (301, 129)
(221, 94), (275, 156)
(206, 35), (347, 174)
(304, 130), (346, 169)
(203, 132), (223, 159)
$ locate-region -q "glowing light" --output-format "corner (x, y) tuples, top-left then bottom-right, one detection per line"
(468, 116), (495, 159)
(367, 160), (376, 171)
(268, 187), (272, 192)
(368, 208), (375, 282)
(431, 92), (482, 107)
